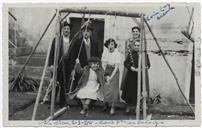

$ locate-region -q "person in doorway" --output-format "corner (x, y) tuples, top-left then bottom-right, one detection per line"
(68, 57), (105, 116)
(121, 26), (150, 114)
(69, 22), (103, 91)
(101, 38), (121, 115)
(48, 21), (72, 108)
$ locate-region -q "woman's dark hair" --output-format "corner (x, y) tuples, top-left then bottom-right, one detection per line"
(132, 26), (140, 32)
(104, 38), (117, 48)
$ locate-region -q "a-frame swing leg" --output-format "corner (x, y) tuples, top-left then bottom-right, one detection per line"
(50, 11), (61, 118)
(144, 23), (151, 116)
(141, 15), (147, 120)
(136, 15), (143, 120)
(31, 12), (57, 120)
(31, 35), (53, 120)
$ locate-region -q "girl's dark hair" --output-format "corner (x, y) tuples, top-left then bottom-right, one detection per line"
(88, 57), (101, 64)
(132, 26), (140, 32)
(104, 38), (117, 48)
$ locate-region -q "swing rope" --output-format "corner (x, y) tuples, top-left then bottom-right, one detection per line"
(67, 15), (91, 94)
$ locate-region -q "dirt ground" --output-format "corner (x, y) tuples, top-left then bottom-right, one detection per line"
(10, 103), (194, 120)
(9, 92), (194, 121)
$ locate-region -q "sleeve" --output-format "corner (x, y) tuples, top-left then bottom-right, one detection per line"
(146, 53), (151, 68)
(69, 40), (79, 70)
(48, 38), (55, 66)
(125, 40), (129, 59)
(124, 54), (132, 70)
(75, 63), (85, 74)
(98, 40), (103, 59)
(114, 50), (121, 64)
(101, 47), (108, 63)
(98, 67), (105, 87)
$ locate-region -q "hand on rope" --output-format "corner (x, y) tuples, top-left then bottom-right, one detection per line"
(71, 58), (80, 77)
(76, 58), (80, 64)
(49, 65), (54, 73)
(106, 76), (111, 84)
(131, 66), (138, 72)
(67, 14), (91, 94)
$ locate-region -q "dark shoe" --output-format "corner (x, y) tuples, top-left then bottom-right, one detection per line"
(102, 105), (109, 112)
(43, 100), (51, 105)
(59, 104), (66, 108)
(102, 103), (109, 112)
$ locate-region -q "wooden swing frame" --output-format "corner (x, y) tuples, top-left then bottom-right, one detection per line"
(29, 7), (194, 121)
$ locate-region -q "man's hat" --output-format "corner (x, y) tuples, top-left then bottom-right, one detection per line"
(62, 21), (72, 28)
(81, 22), (93, 31)
(88, 57), (101, 63)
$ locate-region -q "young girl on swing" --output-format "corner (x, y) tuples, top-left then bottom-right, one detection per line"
(68, 57), (105, 116)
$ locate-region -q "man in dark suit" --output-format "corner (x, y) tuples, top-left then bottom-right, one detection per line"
(69, 22), (103, 91)
(48, 21), (72, 108)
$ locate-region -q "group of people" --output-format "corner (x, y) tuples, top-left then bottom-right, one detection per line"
(48, 20), (150, 116)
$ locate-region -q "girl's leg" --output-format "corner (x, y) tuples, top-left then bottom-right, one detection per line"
(80, 99), (85, 106)
(80, 99), (86, 115)
(83, 99), (92, 116)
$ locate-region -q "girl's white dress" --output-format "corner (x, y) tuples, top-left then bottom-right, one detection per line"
(77, 69), (103, 100)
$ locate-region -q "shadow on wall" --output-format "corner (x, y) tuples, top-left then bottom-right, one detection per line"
(148, 52), (188, 105)
(160, 23), (174, 34)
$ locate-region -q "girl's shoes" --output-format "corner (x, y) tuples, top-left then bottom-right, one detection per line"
(80, 104), (89, 116)
(102, 105), (109, 112)
(80, 109), (86, 115)
(80, 109), (89, 116)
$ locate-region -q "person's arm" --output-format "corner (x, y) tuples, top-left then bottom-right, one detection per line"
(125, 40), (129, 59)
(97, 40), (103, 59)
(101, 49), (107, 70)
(48, 38), (55, 67)
(69, 39), (79, 70)
(124, 54), (132, 70)
(98, 67), (105, 87)
(107, 63), (119, 81)
(75, 58), (85, 74)
(146, 53), (151, 69)
(124, 54), (138, 72)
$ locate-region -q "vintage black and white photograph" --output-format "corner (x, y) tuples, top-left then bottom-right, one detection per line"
(2, 2), (201, 127)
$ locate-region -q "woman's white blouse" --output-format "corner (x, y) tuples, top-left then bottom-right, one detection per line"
(101, 47), (121, 65)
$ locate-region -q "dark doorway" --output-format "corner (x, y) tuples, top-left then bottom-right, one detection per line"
(69, 17), (105, 50)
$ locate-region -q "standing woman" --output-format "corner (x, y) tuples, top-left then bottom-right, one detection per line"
(121, 26), (150, 114)
(101, 38), (121, 115)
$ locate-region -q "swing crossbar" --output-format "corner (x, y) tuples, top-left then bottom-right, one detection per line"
(60, 8), (141, 18)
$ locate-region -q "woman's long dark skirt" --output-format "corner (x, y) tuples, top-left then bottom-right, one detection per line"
(121, 70), (138, 106)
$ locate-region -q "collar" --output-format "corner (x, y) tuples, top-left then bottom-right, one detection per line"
(84, 38), (90, 45)
(63, 36), (69, 42)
